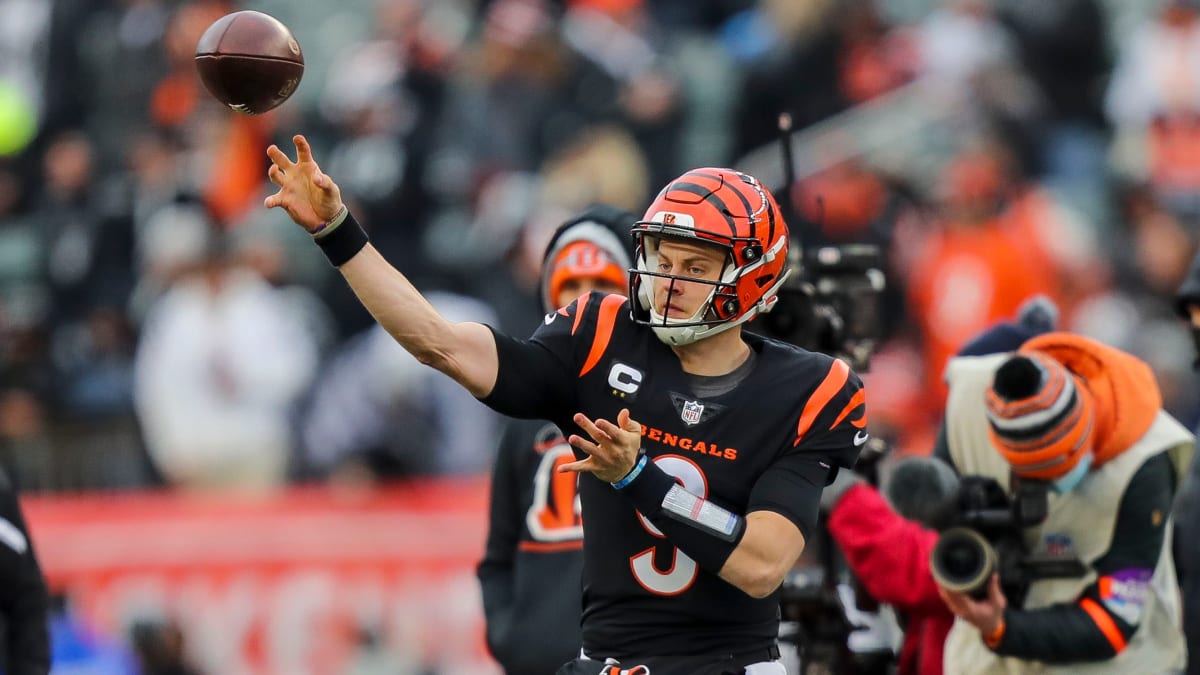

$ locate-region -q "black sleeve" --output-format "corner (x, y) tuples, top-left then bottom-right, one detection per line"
(0, 473), (50, 675)
(480, 297), (594, 422)
(993, 451), (1176, 662)
(735, 359), (868, 541)
(483, 329), (576, 422)
(477, 420), (525, 658)
(746, 455), (830, 542)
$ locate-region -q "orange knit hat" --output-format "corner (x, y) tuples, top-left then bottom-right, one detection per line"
(546, 240), (627, 309)
(984, 351), (1096, 481)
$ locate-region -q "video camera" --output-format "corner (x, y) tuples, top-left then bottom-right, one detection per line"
(757, 241), (886, 373)
(777, 438), (896, 675)
(930, 475), (1086, 605)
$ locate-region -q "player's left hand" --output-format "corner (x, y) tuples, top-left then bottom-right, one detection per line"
(560, 408), (642, 483)
(937, 573), (1007, 638)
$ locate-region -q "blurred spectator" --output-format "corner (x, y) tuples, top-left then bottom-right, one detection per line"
(317, 0), (463, 297)
(34, 131), (135, 338)
(296, 291), (502, 483)
(899, 138), (1102, 414)
(993, 0), (1111, 202)
(730, 0), (851, 154)
(834, 0), (918, 106)
(1107, 0), (1200, 223)
(1070, 182), (1199, 427)
(916, 0), (1016, 94)
(132, 204), (320, 492)
(0, 317), (53, 491)
(561, 0), (684, 187)
(129, 619), (200, 675)
(70, 0), (176, 172)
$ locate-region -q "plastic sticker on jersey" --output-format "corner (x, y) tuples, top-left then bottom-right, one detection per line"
(660, 484), (741, 541)
(1099, 568), (1151, 626)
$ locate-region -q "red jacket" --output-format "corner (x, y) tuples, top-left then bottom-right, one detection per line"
(826, 483), (954, 675)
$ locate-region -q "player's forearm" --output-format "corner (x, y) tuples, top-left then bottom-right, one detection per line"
(339, 245), (499, 396)
(718, 512), (805, 598)
(618, 460), (801, 598)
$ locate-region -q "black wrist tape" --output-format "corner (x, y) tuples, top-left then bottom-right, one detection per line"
(619, 460), (747, 573)
(620, 458), (676, 517)
(315, 210), (369, 267)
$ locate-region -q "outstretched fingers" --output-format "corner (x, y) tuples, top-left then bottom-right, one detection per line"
(558, 457), (595, 474)
(293, 134), (314, 163)
(266, 144), (294, 171)
(573, 413), (611, 444)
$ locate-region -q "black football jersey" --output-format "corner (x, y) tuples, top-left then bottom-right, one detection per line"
(483, 292), (866, 659)
(478, 419), (585, 674)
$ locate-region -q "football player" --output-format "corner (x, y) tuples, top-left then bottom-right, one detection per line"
(477, 204), (634, 674)
(265, 136), (867, 675)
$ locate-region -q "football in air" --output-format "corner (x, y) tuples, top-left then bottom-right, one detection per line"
(194, 10), (304, 115)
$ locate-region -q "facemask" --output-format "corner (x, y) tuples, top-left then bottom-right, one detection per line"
(1052, 452), (1093, 494)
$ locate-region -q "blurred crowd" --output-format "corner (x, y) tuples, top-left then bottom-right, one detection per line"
(0, 0), (1196, 501)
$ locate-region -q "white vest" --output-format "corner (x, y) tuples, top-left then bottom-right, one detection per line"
(941, 355), (1195, 675)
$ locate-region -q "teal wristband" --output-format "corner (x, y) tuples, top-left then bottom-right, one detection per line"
(612, 455), (648, 490)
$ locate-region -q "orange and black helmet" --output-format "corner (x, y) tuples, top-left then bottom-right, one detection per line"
(630, 168), (792, 345)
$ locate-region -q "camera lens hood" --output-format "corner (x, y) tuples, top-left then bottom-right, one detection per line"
(931, 527), (997, 598)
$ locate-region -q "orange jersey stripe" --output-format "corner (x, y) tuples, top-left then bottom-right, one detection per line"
(518, 540), (584, 553)
(572, 292), (593, 336)
(794, 359), (850, 446)
(580, 295), (625, 377)
(830, 388), (867, 430)
(1080, 597), (1128, 654)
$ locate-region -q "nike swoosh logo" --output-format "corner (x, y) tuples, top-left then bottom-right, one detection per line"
(544, 313), (556, 325)
(853, 430), (870, 446)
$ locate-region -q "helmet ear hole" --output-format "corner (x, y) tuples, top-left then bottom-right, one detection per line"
(720, 297), (739, 318)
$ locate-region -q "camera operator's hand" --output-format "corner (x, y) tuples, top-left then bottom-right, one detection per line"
(937, 573), (1007, 639)
(819, 468), (864, 513)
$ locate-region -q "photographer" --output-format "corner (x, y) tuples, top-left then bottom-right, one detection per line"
(819, 457), (955, 675)
(817, 299), (1057, 675)
(936, 332), (1194, 674)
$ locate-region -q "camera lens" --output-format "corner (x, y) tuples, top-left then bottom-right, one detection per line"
(941, 540), (984, 577)
(931, 527), (996, 598)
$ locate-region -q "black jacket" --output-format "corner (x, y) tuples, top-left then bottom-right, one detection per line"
(0, 468), (50, 674)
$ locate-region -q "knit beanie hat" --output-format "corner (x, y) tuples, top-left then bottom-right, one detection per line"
(957, 295), (1059, 357)
(544, 240), (627, 310)
(539, 205), (635, 312)
(984, 351), (1096, 481)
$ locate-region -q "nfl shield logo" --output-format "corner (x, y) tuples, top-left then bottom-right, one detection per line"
(682, 400), (704, 425)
